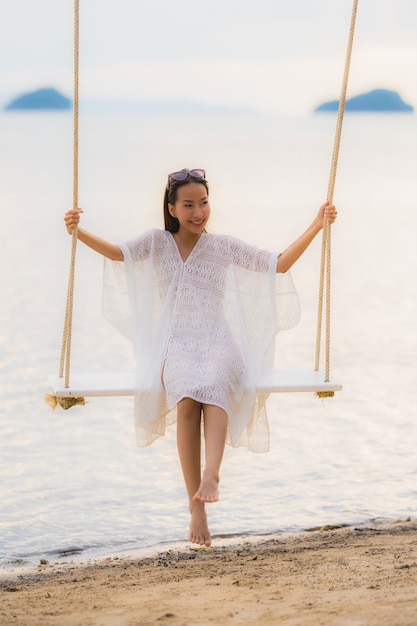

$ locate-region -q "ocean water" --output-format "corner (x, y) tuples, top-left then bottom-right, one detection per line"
(0, 111), (416, 572)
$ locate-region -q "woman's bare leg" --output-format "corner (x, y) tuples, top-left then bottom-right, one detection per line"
(193, 404), (228, 504)
(176, 398), (211, 546)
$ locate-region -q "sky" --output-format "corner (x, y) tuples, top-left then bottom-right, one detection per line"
(1, 0), (416, 114)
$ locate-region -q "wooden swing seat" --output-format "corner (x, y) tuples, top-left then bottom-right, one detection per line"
(48, 369), (342, 398)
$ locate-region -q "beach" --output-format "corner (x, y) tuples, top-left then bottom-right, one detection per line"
(2, 520), (416, 625)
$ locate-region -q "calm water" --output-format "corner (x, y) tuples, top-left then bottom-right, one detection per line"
(0, 111), (416, 571)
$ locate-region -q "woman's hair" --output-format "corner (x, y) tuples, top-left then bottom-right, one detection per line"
(163, 170), (209, 233)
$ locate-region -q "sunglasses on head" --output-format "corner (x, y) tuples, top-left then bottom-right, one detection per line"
(168, 169), (206, 183)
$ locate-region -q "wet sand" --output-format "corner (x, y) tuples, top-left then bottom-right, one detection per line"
(2, 520), (416, 625)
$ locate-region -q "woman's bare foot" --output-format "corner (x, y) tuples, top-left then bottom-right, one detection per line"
(192, 474), (219, 503)
(189, 502), (211, 546)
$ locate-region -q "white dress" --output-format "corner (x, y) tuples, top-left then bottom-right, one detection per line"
(102, 229), (300, 452)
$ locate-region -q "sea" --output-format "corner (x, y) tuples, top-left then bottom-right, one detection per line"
(0, 110), (416, 573)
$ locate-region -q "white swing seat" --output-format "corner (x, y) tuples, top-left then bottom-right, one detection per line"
(48, 369), (342, 398)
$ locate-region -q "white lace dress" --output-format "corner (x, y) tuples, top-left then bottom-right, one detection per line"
(103, 229), (300, 452)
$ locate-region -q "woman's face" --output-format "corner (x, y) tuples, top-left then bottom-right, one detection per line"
(168, 182), (210, 236)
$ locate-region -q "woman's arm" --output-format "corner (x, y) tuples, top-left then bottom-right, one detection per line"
(276, 201), (337, 273)
(64, 209), (124, 261)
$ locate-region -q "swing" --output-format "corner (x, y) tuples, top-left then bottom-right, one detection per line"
(47, 0), (359, 409)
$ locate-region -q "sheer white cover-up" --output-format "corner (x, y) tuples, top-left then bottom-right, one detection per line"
(102, 229), (300, 452)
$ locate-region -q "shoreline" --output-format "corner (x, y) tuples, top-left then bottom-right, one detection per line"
(2, 519), (416, 625)
(0, 516), (408, 578)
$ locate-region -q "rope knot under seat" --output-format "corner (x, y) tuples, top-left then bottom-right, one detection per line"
(45, 393), (86, 410)
(314, 390), (335, 399)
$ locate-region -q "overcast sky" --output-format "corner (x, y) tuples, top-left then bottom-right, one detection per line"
(1, 0), (416, 114)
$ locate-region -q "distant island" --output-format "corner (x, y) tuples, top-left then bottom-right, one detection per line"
(315, 89), (414, 113)
(3, 87), (257, 115)
(5, 87), (71, 111)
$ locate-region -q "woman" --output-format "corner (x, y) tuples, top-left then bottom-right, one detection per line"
(64, 168), (337, 547)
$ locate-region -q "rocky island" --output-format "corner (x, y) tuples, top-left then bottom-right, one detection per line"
(5, 87), (71, 111)
(3, 88), (257, 115)
(315, 89), (413, 113)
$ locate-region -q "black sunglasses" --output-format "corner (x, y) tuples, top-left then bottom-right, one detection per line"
(168, 169), (206, 183)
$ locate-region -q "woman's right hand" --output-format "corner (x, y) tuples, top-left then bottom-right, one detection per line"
(64, 208), (84, 234)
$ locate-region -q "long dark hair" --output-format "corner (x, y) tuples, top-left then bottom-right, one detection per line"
(163, 170), (209, 233)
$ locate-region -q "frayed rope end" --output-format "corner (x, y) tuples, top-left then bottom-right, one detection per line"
(45, 393), (86, 410)
(314, 390), (335, 399)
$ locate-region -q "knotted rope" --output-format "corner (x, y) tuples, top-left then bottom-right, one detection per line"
(46, 0), (84, 410)
(314, 0), (359, 398)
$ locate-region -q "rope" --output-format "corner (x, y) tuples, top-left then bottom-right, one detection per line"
(314, 0), (359, 398)
(47, 0), (84, 409)
(47, 1), (358, 408)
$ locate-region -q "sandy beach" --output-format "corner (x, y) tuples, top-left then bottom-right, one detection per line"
(1, 520), (416, 625)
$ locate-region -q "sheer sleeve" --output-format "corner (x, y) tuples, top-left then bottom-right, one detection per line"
(118, 228), (156, 262)
(102, 229), (159, 342)
(216, 235), (276, 273)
